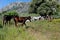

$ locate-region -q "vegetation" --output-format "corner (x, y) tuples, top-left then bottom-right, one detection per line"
(4, 10), (18, 16)
(29, 0), (60, 16)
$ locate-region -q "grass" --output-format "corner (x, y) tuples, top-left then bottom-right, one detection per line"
(0, 25), (36, 40)
(18, 13), (39, 17)
(26, 19), (60, 40)
(0, 13), (60, 40)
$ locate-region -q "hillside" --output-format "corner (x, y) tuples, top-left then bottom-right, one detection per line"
(0, 2), (30, 13)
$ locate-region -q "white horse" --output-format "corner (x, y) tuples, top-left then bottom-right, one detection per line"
(40, 17), (44, 20)
(26, 16), (44, 22)
(26, 20), (30, 23)
(31, 16), (42, 21)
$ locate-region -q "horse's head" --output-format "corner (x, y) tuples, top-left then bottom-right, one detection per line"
(26, 16), (31, 22)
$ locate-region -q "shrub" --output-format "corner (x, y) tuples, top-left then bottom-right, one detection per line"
(4, 10), (18, 16)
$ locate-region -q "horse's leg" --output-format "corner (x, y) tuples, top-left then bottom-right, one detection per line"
(4, 21), (7, 25)
(9, 19), (12, 25)
(21, 21), (26, 26)
(23, 21), (26, 26)
(6, 21), (8, 25)
(15, 21), (18, 27)
(14, 19), (17, 27)
(8, 21), (10, 26)
(49, 16), (52, 22)
(8, 21), (11, 25)
(24, 23), (26, 26)
(21, 23), (23, 26)
(21, 22), (26, 28)
(15, 22), (17, 26)
(47, 16), (52, 22)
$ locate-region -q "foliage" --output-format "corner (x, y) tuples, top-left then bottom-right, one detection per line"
(4, 10), (18, 16)
(29, 0), (60, 16)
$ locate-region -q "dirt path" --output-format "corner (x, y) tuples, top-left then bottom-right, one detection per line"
(27, 28), (49, 40)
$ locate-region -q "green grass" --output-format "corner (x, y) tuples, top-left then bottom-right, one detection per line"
(0, 25), (36, 40)
(18, 13), (39, 17)
(27, 19), (60, 40)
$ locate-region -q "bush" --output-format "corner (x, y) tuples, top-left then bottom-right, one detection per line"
(4, 10), (18, 16)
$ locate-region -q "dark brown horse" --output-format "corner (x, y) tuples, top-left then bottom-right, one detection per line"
(13, 16), (31, 26)
(3, 15), (15, 25)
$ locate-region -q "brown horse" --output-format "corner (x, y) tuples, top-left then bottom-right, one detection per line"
(13, 16), (31, 26)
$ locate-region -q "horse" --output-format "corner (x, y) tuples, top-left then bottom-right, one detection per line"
(3, 15), (17, 25)
(13, 16), (31, 26)
(31, 16), (41, 21)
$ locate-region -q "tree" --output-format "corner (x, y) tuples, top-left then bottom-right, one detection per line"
(29, 0), (46, 13)
(29, 0), (59, 16)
